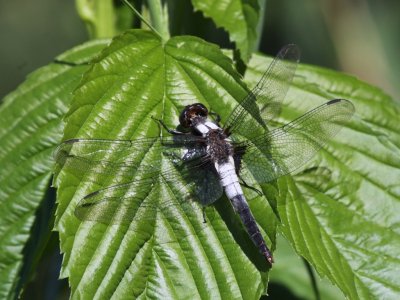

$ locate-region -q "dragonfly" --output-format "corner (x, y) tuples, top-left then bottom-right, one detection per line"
(54, 44), (355, 265)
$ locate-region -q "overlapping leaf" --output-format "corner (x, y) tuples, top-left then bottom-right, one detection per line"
(0, 40), (109, 299)
(245, 54), (400, 299)
(192, 0), (260, 62)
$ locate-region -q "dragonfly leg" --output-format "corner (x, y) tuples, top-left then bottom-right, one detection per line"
(239, 176), (263, 196)
(209, 111), (221, 125)
(202, 207), (207, 223)
(151, 116), (187, 135)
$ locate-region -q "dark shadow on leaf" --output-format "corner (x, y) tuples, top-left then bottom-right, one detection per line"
(264, 282), (307, 300)
(18, 179), (58, 298)
(214, 196), (270, 272)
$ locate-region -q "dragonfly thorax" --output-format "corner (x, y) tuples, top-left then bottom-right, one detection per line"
(206, 129), (233, 164)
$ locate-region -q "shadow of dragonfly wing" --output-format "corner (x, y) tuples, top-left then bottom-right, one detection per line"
(224, 44), (300, 139)
(235, 99), (355, 184)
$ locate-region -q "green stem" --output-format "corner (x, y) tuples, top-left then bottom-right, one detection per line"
(302, 257), (321, 300)
(121, 0), (164, 40)
(147, 0), (170, 40)
(255, 0), (266, 51)
(75, 0), (117, 39)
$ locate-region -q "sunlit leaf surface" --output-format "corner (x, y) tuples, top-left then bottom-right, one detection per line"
(246, 54), (400, 299)
(55, 30), (270, 300)
(54, 30), (400, 299)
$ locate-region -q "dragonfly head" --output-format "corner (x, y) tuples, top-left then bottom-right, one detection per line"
(179, 103), (209, 128)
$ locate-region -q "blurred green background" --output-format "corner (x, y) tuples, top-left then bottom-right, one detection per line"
(1, 0), (398, 101)
(0, 1), (87, 100)
(0, 0), (398, 299)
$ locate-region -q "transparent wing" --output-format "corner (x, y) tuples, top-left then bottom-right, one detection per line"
(235, 99), (355, 183)
(54, 136), (204, 182)
(73, 163), (217, 243)
(54, 135), (223, 229)
(74, 172), (190, 225)
(224, 44), (300, 139)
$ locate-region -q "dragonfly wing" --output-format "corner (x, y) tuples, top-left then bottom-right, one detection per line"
(74, 167), (215, 243)
(54, 135), (206, 185)
(74, 177), (159, 225)
(224, 45), (300, 139)
(54, 135), (223, 204)
(55, 135), (222, 238)
(236, 99), (355, 183)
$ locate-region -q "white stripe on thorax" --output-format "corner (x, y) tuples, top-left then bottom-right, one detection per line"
(205, 121), (219, 130)
(214, 156), (244, 199)
(195, 120), (220, 136)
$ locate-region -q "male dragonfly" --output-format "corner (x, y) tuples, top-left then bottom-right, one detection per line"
(54, 45), (355, 265)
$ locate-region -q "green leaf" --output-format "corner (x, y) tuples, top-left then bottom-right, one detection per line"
(192, 0), (260, 62)
(269, 235), (344, 300)
(245, 54), (400, 299)
(54, 30), (400, 299)
(55, 30), (272, 299)
(0, 39), (108, 299)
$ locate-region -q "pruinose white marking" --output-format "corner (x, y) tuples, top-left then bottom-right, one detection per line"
(204, 121), (219, 130)
(215, 160), (244, 199)
(195, 120), (244, 199)
(196, 121), (220, 136)
(195, 123), (209, 135)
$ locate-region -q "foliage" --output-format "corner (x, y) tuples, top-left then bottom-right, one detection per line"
(0, 1), (399, 299)
(0, 40), (109, 299)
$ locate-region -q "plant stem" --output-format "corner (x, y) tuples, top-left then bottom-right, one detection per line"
(302, 257), (321, 300)
(147, 0), (170, 40)
(75, 0), (117, 39)
(121, 0), (164, 40)
(255, 0), (266, 51)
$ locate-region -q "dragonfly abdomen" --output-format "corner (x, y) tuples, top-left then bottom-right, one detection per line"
(230, 194), (274, 265)
(215, 158), (243, 198)
(215, 159), (273, 265)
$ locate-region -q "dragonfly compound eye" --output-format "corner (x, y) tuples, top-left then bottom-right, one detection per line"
(179, 103), (208, 127)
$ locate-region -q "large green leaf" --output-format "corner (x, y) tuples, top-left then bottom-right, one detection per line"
(0, 40), (108, 300)
(55, 30), (272, 299)
(54, 30), (400, 299)
(245, 54), (400, 299)
(192, 0), (260, 62)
